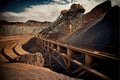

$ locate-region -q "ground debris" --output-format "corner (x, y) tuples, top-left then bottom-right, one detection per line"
(14, 52), (44, 67)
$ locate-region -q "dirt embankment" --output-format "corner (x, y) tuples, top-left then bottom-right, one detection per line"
(0, 63), (82, 80)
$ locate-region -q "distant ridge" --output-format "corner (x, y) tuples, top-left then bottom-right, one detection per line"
(0, 20), (52, 27)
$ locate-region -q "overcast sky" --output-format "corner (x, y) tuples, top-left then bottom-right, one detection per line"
(0, 0), (119, 22)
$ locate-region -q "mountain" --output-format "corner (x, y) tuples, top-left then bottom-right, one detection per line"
(0, 20), (52, 27)
(0, 20), (52, 35)
(26, 20), (51, 26)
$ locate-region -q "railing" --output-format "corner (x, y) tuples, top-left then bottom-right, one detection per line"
(39, 37), (120, 61)
(37, 36), (120, 80)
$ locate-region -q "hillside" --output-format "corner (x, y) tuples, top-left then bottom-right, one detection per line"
(0, 20), (52, 27)
(0, 20), (52, 35)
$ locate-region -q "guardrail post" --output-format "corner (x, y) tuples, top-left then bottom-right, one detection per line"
(46, 42), (52, 69)
(85, 54), (93, 65)
(67, 48), (74, 71)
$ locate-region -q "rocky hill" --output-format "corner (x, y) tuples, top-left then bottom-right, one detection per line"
(0, 20), (51, 27)
(0, 20), (52, 35)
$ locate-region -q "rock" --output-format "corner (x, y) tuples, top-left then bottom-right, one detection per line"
(14, 52), (44, 67)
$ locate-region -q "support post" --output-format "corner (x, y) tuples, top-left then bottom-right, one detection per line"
(49, 53), (52, 69)
(48, 44), (52, 69)
(85, 54), (93, 65)
(67, 48), (74, 70)
(64, 20), (71, 35)
(69, 24), (72, 34)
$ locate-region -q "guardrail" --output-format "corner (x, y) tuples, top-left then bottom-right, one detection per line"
(37, 36), (119, 80)
(39, 37), (120, 61)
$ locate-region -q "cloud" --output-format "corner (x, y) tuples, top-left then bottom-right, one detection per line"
(0, 0), (101, 22)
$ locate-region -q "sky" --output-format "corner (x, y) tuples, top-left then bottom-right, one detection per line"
(0, 0), (119, 22)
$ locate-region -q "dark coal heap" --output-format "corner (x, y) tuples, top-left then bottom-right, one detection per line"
(64, 3), (119, 56)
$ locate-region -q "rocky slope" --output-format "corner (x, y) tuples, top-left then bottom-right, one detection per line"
(0, 20), (52, 35)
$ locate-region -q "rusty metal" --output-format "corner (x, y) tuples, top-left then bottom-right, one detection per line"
(40, 39), (112, 80)
(53, 51), (111, 80)
(62, 56), (68, 67)
(75, 63), (98, 77)
(85, 54), (93, 65)
(39, 37), (120, 61)
(51, 54), (67, 71)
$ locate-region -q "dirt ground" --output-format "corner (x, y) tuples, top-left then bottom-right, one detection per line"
(0, 63), (82, 80)
(0, 34), (36, 42)
(0, 35), (82, 80)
